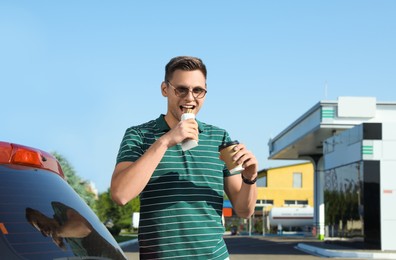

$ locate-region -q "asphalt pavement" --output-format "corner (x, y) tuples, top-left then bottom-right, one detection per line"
(120, 235), (396, 260)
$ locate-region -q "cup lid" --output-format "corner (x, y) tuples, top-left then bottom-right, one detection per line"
(218, 140), (239, 151)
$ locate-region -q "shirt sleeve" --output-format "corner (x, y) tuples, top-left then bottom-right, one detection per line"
(116, 127), (144, 164)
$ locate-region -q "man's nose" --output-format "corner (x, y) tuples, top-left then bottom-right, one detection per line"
(184, 89), (196, 100)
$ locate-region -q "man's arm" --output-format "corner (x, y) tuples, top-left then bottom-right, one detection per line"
(224, 144), (258, 218)
(111, 119), (199, 205)
(111, 137), (169, 205)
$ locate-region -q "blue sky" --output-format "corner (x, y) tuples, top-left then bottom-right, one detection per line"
(1, 1), (395, 193)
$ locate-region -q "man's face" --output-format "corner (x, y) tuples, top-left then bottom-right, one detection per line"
(162, 69), (207, 127)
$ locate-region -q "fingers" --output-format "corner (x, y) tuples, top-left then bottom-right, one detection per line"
(232, 144), (258, 171)
(165, 119), (199, 146)
(179, 119), (199, 140)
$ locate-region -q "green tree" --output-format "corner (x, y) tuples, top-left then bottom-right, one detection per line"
(95, 189), (140, 235)
(52, 152), (97, 210)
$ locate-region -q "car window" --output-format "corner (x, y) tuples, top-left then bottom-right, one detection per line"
(0, 165), (126, 260)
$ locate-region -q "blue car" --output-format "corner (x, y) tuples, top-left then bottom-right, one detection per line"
(0, 141), (127, 260)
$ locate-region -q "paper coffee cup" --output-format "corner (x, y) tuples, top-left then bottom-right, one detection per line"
(219, 140), (244, 174)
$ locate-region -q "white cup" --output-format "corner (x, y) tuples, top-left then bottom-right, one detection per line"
(180, 113), (198, 151)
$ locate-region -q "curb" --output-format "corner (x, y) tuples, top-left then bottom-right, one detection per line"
(296, 243), (396, 259)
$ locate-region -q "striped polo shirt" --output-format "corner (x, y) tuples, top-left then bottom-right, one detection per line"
(116, 114), (234, 260)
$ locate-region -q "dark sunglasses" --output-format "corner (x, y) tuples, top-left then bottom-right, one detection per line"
(167, 81), (207, 99)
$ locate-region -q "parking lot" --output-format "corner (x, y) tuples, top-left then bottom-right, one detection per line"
(121, 235), (355, 260)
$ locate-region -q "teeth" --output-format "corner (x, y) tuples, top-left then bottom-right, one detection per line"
(181, 106), (195, 110)
(181, 106), (195, 113)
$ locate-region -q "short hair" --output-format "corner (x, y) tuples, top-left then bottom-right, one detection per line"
(165, 56), (207, 82)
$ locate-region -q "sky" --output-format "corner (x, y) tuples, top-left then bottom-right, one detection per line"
(1, 1), (395, 193)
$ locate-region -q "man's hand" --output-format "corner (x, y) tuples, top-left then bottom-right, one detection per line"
(231, 143), (258, 180)
(161, 119), (199, 148)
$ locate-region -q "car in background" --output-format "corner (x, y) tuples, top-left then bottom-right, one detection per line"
(0, 141), (127, 260)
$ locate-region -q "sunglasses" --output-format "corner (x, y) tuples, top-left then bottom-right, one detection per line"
(167, 81), (207, 99)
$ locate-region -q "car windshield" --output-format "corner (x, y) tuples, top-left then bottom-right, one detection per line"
(0, 165), (126, 260)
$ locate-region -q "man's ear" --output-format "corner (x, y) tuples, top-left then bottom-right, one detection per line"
(161, 81), (168, 97)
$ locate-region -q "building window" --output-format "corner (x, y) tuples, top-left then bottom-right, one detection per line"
(257, 174), (267, 187)
(284, 200), (308, 206)
(293, 172), (302, 188)
(256, 200), (273, 205)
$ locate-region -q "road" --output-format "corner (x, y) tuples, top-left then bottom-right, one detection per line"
(121, 235), (353, 260)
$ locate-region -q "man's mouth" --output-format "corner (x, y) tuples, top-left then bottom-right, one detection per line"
(180, 105), (196, 113)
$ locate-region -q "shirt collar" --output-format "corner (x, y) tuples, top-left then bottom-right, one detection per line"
(156, 114), (204, 133)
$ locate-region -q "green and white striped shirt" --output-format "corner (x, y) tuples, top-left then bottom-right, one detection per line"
(116, 115), (234, 260)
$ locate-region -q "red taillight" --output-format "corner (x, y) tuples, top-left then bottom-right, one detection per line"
(0, 142), (12, 163)
(0, 141), (64, 178)
(13, 147), (42, 167)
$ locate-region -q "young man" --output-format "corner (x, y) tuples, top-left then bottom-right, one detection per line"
(111, 56), (258, 259)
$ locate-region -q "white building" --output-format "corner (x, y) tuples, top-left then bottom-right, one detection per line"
(268, 96), (396, 250)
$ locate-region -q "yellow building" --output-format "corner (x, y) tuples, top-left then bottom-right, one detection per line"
(223, 162), (314, 234)
(256, 162), (314, 213)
